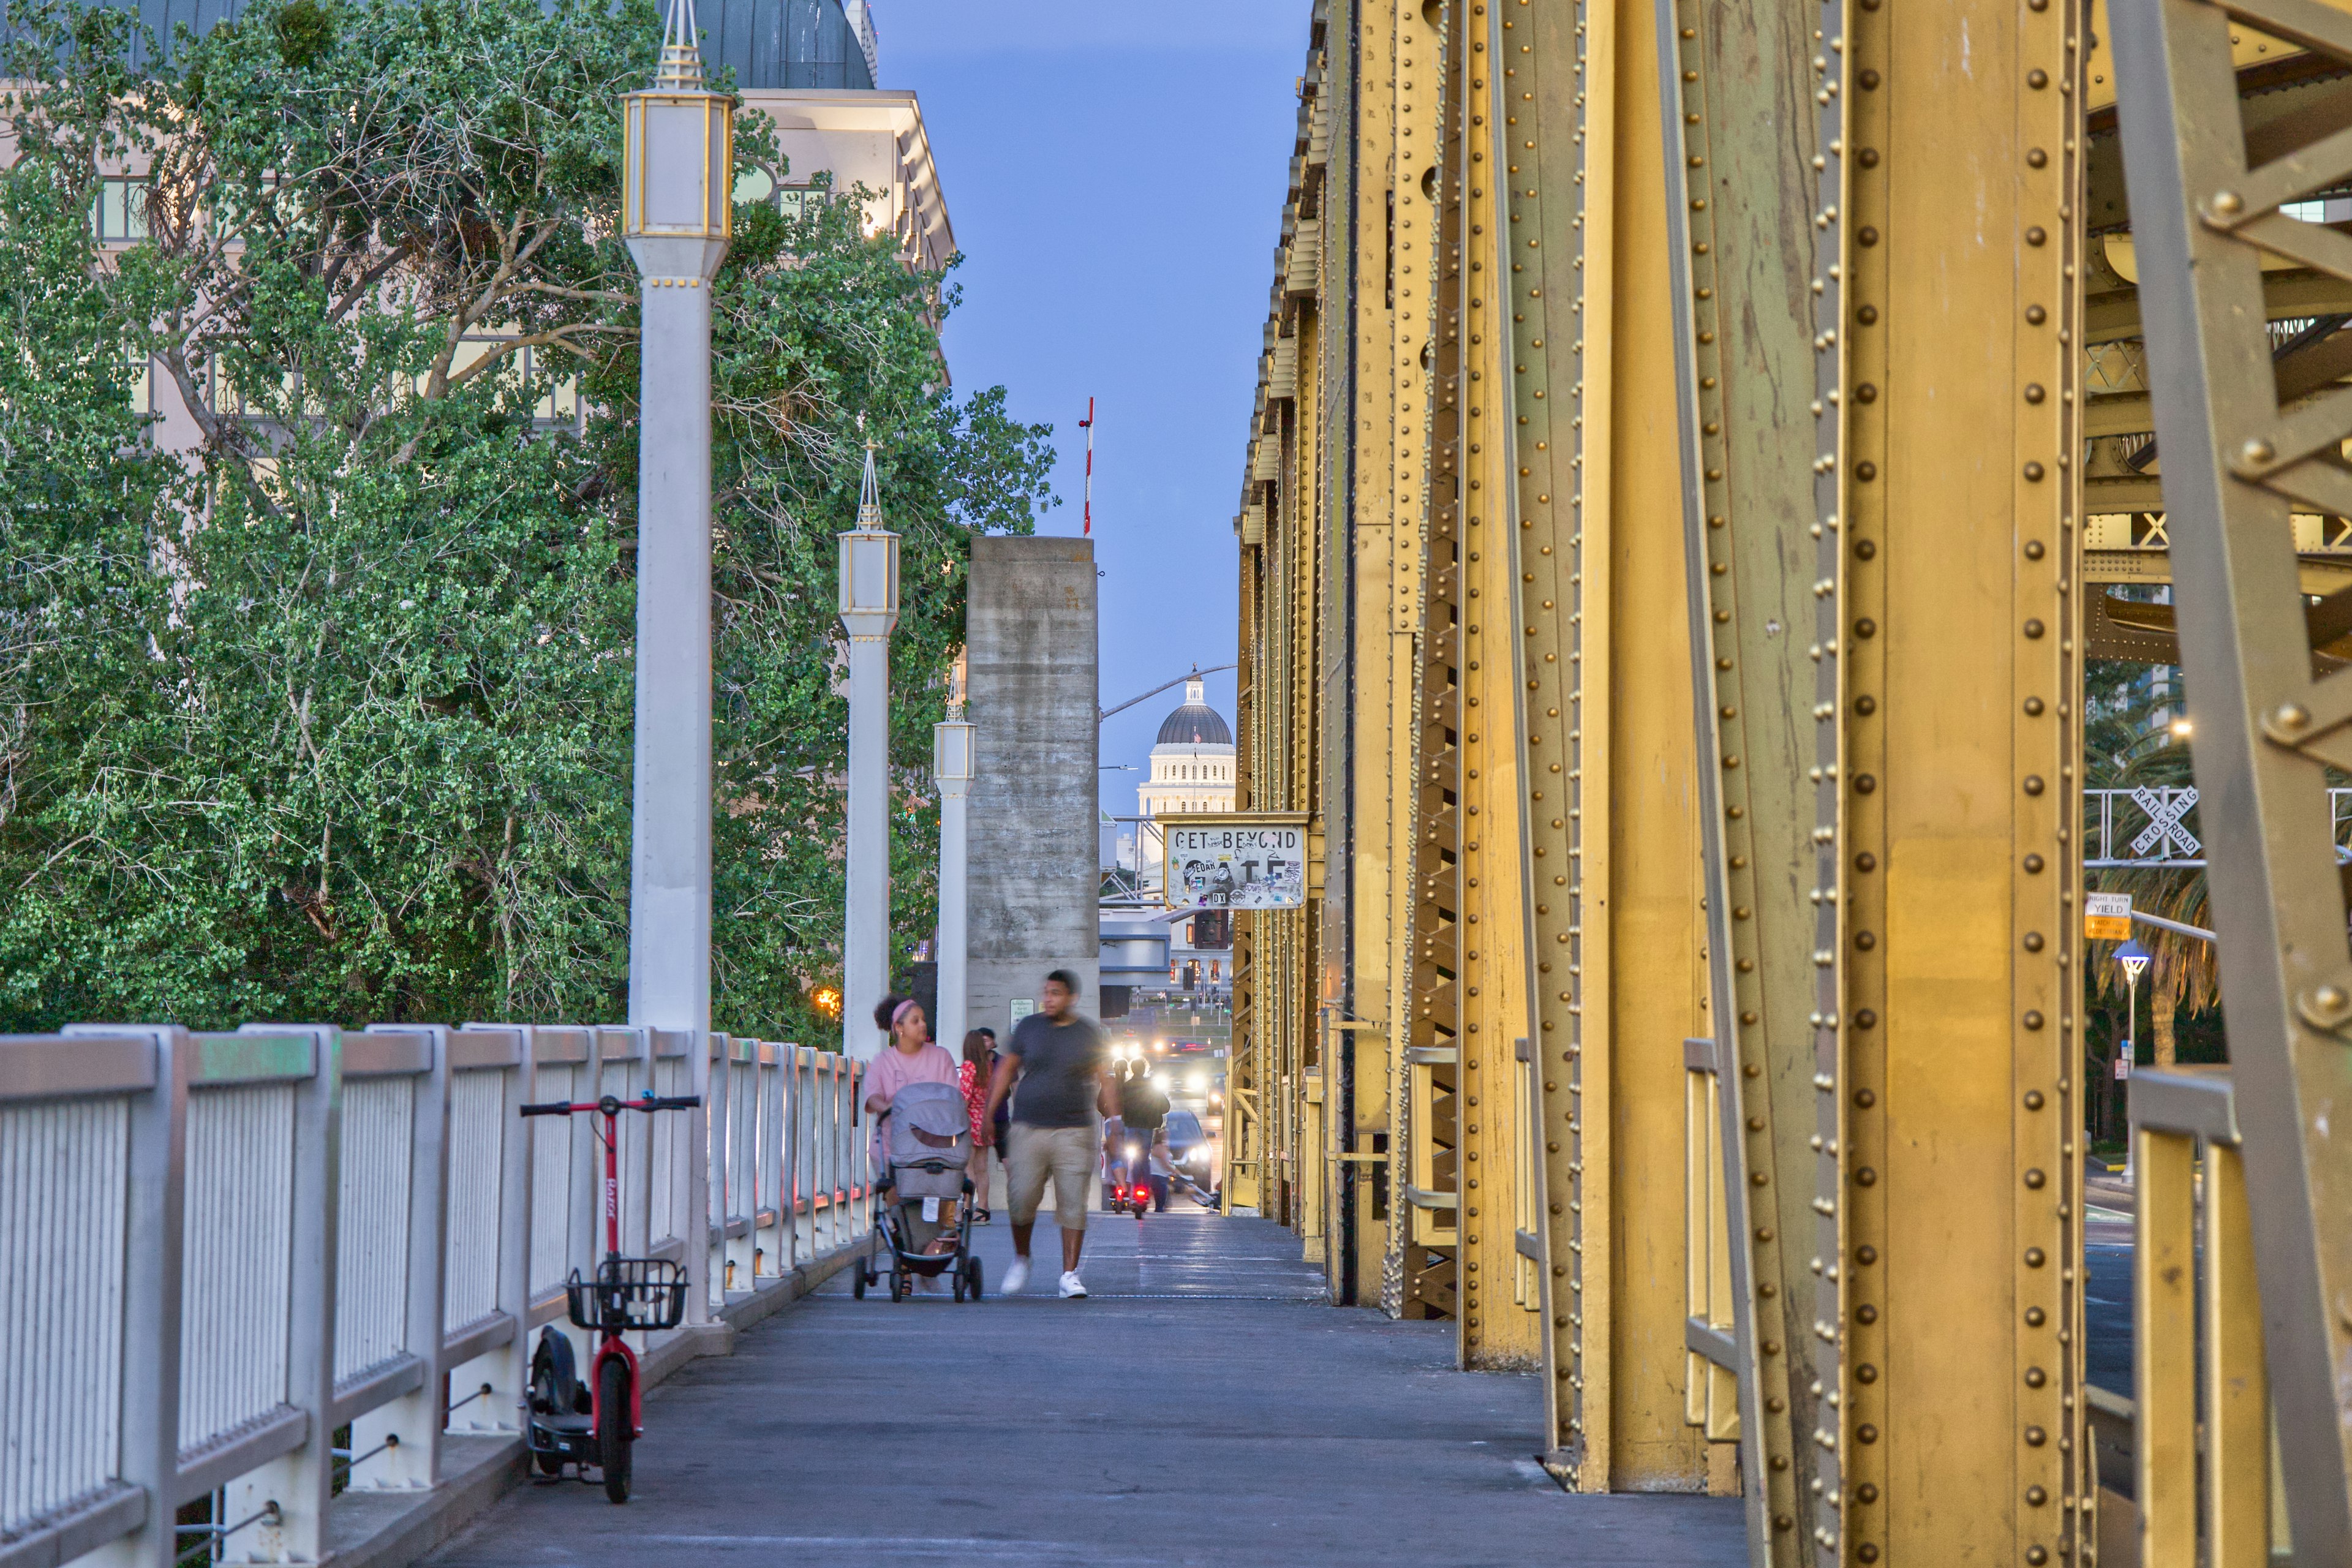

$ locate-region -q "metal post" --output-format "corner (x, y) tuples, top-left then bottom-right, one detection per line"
(2124, 967), (2139, 1186)
(228, 1025), (339, 1564)
(622, 0), (731, 1038)
(839, 444), (902, 1060)
(934, 712), (975, 1054)
(349, 1025), (450, 1491)
(74, 1025), (189, 1568)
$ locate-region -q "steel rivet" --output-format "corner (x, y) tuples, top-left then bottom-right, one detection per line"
(2212, 189), (2244, 215)
(2242, 437), (2275, 464)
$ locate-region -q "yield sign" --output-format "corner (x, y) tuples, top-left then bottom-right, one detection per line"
(2128, 785), (2200, 859)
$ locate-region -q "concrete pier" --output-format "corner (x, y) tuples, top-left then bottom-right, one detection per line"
(963, 536), (1100, 1035)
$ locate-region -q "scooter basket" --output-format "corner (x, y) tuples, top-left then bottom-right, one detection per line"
(564, 1257), (687, 1332)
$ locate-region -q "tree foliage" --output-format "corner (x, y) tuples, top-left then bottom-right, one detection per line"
(0, 0), (1054, 1039)
(2082, 660), (2217, 1056)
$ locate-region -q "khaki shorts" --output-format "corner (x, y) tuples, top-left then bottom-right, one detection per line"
(1005, 1121), (1099, 1229)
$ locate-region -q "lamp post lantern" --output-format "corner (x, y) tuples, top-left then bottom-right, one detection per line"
(933, 666), (976, 1058)
(839, 443), (901, 1059)
(623, 0), (731, 1034)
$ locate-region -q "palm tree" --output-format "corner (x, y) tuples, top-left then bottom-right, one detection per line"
(2083, 663), (2218, 1068)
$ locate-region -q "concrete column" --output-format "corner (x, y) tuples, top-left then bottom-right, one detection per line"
(624, 256), (725, 1031)
(965, 537), (1099, 1035)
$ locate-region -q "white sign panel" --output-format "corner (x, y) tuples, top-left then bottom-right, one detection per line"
(1164, 819), (1308, 911)
(2086, 891), (2132, 941)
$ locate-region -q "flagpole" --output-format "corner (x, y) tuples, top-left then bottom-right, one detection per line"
(1080, 396), (1095, 537)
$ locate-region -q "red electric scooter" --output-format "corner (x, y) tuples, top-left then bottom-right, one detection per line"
(519, 1090), (701, 1503)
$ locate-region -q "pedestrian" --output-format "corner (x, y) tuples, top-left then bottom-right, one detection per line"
(983, 970), (1118, 1298)
(981, 1027), (1011, 1162)
(862, 995), (960, 1290)
(957, 1028), (995, 1222)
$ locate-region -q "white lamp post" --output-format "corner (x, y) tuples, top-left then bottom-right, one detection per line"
(839, 443), (901, 1060)
(623, 0), (731, 1036)
(933, 681), (976, 1057)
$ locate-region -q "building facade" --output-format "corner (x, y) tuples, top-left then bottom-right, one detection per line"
(1134, 680), (1235, 994)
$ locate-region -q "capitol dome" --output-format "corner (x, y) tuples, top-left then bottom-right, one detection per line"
(1138, 679), (1237, 864)
(1156, 698), (1232, 746)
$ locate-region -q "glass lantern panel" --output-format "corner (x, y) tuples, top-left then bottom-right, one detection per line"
(839, 533), (900, 612)
(639, 100), (710, 230)
(705, 101), (732, 233)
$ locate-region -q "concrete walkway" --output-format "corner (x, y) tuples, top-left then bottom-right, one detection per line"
(423, 1207), (1746, 1568)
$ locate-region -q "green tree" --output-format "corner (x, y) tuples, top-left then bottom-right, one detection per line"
(0, 0), (1054, 1038)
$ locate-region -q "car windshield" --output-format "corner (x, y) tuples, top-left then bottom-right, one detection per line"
(1164, 1110), (1204, 1144)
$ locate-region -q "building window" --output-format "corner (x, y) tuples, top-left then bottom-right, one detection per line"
(92, 177), (148, 243)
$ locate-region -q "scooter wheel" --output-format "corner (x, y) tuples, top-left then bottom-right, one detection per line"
(597, 1357), (631, 1504)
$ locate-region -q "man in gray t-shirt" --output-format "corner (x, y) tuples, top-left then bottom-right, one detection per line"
(983, 970), (1117, 1298)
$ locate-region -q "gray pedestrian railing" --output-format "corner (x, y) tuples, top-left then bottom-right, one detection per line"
(0, 1023), (870, 1568)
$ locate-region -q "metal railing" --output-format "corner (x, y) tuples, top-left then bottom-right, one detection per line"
(2127, 1068), (2286, 1564)
(0, 1023), (868, 1568)
(1681, 1039), (1740, 1446)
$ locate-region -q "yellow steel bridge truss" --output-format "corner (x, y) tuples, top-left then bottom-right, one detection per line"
(1224, 0), (2352, 1560)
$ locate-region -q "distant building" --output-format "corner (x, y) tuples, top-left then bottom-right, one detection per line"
(1137, 679), (1235, 994)
(710, 0), (956, 277)
(1137, 679), (1236, 845)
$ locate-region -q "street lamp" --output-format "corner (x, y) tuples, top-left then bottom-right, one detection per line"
(623, 0), (731, 1035)
(933, 676), (975, 1059)
(2116, 938), (2151, 1183)
(839, 441), (900, 1060)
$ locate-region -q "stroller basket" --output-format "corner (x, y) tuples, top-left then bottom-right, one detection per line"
(565, 1256), (687, 1332)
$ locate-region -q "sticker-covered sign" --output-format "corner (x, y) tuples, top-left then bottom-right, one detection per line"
(2085, 891), (2132, 941)
(1163, 816), (1309, 910)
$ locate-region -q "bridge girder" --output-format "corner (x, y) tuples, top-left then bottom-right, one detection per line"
(1230, 0), (2352, 1559)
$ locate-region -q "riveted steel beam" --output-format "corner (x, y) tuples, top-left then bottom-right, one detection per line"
(1438, 0), (1542, 1372)
(1498, 0), (1717, 1487)
(1653, 0), (1828, 1544)
(1835, 0), (2089, 1552)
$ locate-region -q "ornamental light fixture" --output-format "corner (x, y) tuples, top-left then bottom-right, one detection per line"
(622, 0), (733, 250)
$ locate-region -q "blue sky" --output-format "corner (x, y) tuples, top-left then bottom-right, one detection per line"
(878, 2), (1308, 815)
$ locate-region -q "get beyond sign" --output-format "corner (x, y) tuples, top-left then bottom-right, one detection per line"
(1164, 815), (1310, 911)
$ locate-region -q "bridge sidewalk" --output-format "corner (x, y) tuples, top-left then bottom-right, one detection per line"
(421, 1207), (1745, 1568)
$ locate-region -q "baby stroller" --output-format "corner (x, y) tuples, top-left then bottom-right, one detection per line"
(852, 1080), (985, 1303)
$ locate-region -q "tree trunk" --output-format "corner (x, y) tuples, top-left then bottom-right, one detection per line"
(2153, 997), (2177, 1069)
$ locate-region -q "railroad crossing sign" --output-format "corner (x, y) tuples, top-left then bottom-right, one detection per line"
(2127, 784), (2200, 860)
(2086, 892), (2133, 941)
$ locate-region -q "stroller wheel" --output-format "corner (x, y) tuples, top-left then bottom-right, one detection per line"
(952, 1265), (967, 1303)
(888, 1264), (905, 1303)
(852, 1262), (867, 1299)
(963, 1256), (984, 1302)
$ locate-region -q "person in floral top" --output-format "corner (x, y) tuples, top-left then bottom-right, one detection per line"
(957, 1030), (995, 1221)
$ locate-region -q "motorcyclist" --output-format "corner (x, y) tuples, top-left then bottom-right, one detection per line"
(1116, 1060), (1170, 1207)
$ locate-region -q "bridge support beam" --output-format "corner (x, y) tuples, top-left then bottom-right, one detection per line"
(1659, 0), (2091, 1552)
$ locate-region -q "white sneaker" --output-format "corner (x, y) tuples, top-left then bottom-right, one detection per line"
(1058, 1270), (1088, 1299)
(1002, 1256), (1031, 1295)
